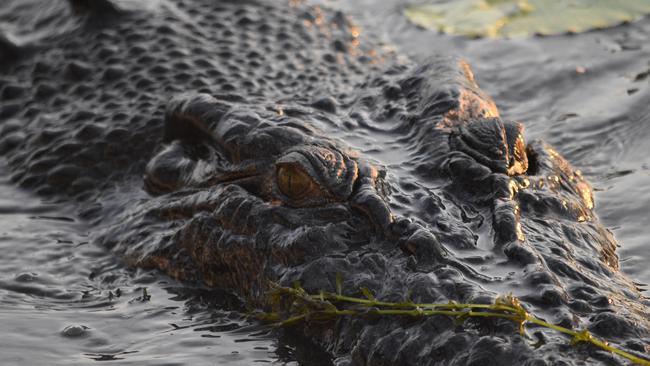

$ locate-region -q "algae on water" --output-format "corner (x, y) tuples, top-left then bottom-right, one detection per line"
(404, 0), (650, 38)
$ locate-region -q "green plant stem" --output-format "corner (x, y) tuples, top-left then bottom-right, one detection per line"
(312, 293), (516, 312)
(264, 286), (650, 366)
(526, 317), (650, 366)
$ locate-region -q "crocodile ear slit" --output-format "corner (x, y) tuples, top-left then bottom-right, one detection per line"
(163, 94), (231, 144)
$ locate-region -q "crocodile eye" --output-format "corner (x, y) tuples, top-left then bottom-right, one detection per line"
(277, 164), (314, 200)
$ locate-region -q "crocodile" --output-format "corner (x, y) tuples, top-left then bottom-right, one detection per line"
(0, 0), (648, 365)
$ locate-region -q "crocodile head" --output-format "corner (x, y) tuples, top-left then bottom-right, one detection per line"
(134, 92), (395, 299)
(99, 57), (649, 364)
(2, 0), (647, 363)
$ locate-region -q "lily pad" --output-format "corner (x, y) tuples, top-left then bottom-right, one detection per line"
(404, 0), (650, 38)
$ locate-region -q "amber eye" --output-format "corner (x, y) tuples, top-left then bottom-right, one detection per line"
(277, 164), (314, 200)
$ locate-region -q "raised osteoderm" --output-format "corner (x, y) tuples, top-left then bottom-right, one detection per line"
(0, 0), (648, 365)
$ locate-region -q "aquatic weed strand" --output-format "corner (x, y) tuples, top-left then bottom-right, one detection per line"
(257, 283), (650, 366)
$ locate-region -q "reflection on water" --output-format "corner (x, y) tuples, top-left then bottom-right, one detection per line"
(0, 163), (291, 365)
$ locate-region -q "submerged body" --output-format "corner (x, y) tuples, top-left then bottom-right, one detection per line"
(0, 0), (648, 365)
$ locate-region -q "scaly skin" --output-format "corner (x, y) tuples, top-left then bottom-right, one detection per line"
(0, 0), (648, 365)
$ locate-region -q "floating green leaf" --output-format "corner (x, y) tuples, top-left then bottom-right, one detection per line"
(404, 0), (650, 38)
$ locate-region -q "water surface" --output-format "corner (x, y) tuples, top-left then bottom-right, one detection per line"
(0, 162), (290, 364)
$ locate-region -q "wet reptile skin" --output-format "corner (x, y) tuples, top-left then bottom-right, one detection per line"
(1, 0), (649, 365)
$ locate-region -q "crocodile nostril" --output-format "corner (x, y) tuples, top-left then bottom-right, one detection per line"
(524, 144), (539, 176)
(450, 118), (529, 176)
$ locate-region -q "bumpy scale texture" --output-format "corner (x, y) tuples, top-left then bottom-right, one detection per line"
(1, 1), (649, 365)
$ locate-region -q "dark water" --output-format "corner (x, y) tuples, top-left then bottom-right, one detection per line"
(1, 0), (649, 364)
(0, 162), (288, 364)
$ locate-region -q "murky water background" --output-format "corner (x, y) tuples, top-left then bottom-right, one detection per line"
(0, 161), (289, 364)
(1, 0), (649, 364)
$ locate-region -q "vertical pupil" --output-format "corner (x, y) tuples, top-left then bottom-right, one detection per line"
(278, 165), (311, 199)
(287, 171), (293, 191)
